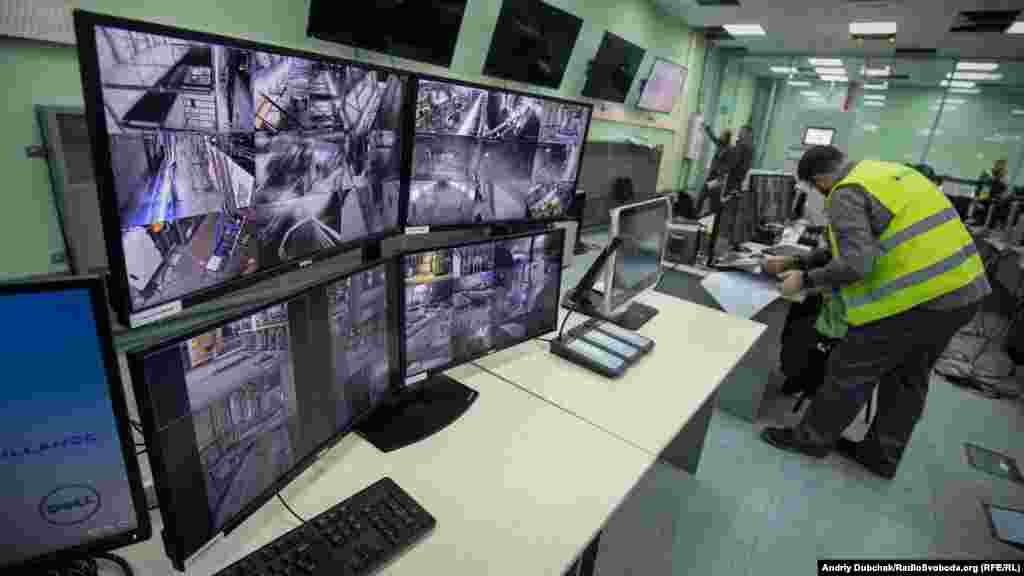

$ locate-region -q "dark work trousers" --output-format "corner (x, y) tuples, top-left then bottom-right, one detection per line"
(796, 300), (980, 469)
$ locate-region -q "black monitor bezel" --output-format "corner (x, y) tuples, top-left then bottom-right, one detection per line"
(801, 126), (836, 146)
(125, 258), (399, 570)
(481, 0), (585, 90)
(403, 74), (594, 232)
(0, 275), (152, 571)
(636, 57), (687, 114)
(73, 10), (412, 328)
(398, 227), (565, 383)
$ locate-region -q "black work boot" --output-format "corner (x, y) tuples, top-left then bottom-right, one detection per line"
(760, 427), (830, 458)
(834, 438), (897, 479)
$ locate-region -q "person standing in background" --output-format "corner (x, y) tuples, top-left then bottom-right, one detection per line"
(718, 125), (756, 247)
(692, 125), (733, 217)
(760, 145), (990, 480)
(970, 158), (1008, 226)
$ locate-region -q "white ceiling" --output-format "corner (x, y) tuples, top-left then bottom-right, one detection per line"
(651, 0), (1024, 60)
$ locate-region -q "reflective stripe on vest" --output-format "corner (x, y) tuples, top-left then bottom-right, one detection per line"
(826, 160), (985, 326)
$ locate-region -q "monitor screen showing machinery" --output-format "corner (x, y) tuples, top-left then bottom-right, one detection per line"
(605, 198), (670, 315)
(74, 12), (407, 326)
(408, 78), (592, 227)
(802, 127), (835, 146)
(637, 58), (687, 113)
(127, 262), (394, 570)
(403, 229), (565, 377)
(483, 0), (583, 89)
(307, 0), (469, 69)
(581, 32), (646, 104)
(0, 278), (150, 571)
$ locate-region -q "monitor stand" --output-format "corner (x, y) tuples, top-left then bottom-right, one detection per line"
(355, 374), (479, 453)
(607, 301), (660, 330)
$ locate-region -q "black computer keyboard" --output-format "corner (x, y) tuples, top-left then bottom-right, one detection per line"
(214, 478), (435, 576)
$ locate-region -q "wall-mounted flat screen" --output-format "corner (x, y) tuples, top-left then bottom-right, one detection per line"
(802, 126), (836, 146)
(637, 58), (687, 113)
(307, 0), (469, 69)
(582, 32), (646, 104)
(483, 0), (583, 89)
(74, 12), (407, 326)
(407, 78), (592, 228)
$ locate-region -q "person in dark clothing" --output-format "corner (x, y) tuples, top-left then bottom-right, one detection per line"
(692, 125), (733, 217)
(760, 145), (990, 480)
(718, 125), (756, 246)
(969, 158), (1009, 226)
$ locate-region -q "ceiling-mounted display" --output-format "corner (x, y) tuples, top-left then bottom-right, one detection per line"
(484, 0), (583, 89)
(582, 32), (646, 104)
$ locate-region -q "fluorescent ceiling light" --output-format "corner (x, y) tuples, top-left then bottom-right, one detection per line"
(850, 22), (899, 36)
(863, 101), (885, 107)
(1007, 22), (1024, 34)
(815, 66), (846, 75)
(787, 80), (811, 87)
(947, 72), (1003, 81)
(940, 80), (976, 89)
(950, 88), (981, 94)
(723, 24), (766, 36)
(929, 105), (959, 112)
(809, 58), (842, 67)
(1013, 109), (1024, 115)
(862, 66), (891, 77)
(864, 81), (888, 90)
(821, 76), (849, 83)
(936, 98), (966, 105)
(800, 91), (821, 97)
(863, 94), (886, 100)
(956, 62), (999, 72)
(771, 66), (798, 74)
(918, 129), (944, 136)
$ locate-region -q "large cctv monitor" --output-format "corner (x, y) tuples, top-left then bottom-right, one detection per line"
(74, 11), (408, 327)
(126, 261), (396, 570)
(0, 276), (151, 572)
(407, 76), (592, 229)
(600, 197), (670, 328)
(357, 228), (565, 452)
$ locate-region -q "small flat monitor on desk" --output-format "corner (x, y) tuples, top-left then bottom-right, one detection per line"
(802, 127), (835, 147)
(0, 277), (151, 573)
(357, 228), (566, 452)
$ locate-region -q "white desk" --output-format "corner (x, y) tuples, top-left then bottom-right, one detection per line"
(474, 289), (766, 471)
(116, 367), (654, 575)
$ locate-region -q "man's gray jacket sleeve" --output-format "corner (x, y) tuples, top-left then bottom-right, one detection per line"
(803, 185), (894, 289)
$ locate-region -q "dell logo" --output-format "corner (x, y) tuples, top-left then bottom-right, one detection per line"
(39, 485), (102, 526)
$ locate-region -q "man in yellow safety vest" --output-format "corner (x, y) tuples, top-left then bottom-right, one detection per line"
(760, 145), (991, 479)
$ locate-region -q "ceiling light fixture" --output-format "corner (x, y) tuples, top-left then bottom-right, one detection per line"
(821, 75), (849, 83)
(809, 58), (843, 67)
(849, 22), (899, 36)
(787, 80), (811, 87)
(801, 91), (822, 97)
(936, 98), (966, 105)
(950, 88), (981, 94)
(770, 66), (798, 74)
(1007, 22), (1024, 34)
(863, 94), (886, 101)
(947, 72), (1003, 81)
(862, 66), (891, 77)
(723, 24), (766, 36)
(864, 101), (885, 107)
(1013, 109), (1024, 115)
(816, 66), (846, 75)
(940, 80), (976, 89)
(956, 62), (999, 72)
(930, 105), (959, 112)
(863, 81), (889, 90)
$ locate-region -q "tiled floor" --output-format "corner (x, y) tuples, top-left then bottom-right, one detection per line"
(567, 230), (1024, 573)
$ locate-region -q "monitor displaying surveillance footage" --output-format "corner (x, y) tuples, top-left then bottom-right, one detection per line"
(74, 12), (407, 325)
(407, 78), (592, 228)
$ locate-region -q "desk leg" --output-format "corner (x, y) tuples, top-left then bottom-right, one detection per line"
(564, 531), (602, 576)
(658, 390), (717, 474)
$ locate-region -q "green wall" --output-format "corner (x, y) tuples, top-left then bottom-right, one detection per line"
(1, 0), (704, 280)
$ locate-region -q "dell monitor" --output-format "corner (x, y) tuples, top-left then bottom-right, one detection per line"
(483, 0), (584, 89)
(126, 261), (395, 570)
(637, 58), (687, 114)
(74, 12), (408, 327)
(407, 77), (592, 229)
(601, 197), (670, 328)
(802, 126), (835, 147)
(357, 228), (566, 452)
(307, 0), (469, 68)
(0, 276), (151, 572)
